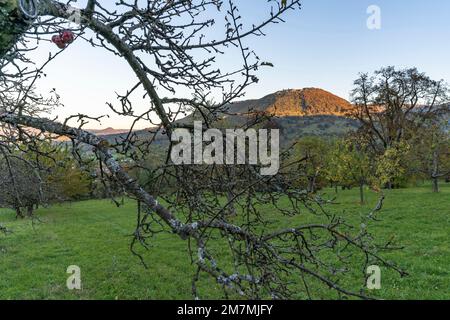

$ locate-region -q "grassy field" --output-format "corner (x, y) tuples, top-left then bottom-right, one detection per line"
(0, 184), (449, 300)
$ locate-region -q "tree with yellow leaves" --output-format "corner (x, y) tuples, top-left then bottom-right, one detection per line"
(327, 138), (373, 205)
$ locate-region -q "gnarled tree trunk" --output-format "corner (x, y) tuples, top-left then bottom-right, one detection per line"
(431, 150), (440, 193)
(0, 0), (37, 57)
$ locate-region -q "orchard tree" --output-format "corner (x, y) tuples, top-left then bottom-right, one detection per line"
(288, 137), (329, 193)
(351, 67), (449, 155)
(36, 142), (92, 201)
(376, 141), (411, 190)
(0, 152), (44, 217)
(327, 138), (372, 205)
(409, 121), (450, 193)
(0, 0), (406, 299)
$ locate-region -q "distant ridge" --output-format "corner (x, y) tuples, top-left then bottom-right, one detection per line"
(87, 127), (131, 136)
(226, 88), (354, 117)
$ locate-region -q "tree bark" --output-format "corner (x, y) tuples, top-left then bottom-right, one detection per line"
(359, 181), (365, 205)
(432, 177), (439, 193)
(432, 150), (439, 193)
(226, 191), (237, 216)
(26, 205), (34, 217)
(308, 176), (317, 193)
(15, 206), (24, 219)
(0, 0), (34, 58)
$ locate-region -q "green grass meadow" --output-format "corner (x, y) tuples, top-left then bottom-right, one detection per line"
(0, 184), (449, 300)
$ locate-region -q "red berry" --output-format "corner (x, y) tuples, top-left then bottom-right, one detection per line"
(56, 42), (67, 49)
(61, 30), (74, 44)
(51, 35), (66, 49)
(51, 35), (60, 43)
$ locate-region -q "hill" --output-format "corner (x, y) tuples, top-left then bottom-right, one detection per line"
(218, 88), (359, 144)
(226, 88), (354, 117)
(87, 127), (131, 136)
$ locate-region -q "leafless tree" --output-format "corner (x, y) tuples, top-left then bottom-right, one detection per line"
(409, 121), (450, 193)
(0, 153), (44, 217)
(351, 66), (449, 155)
(0, 0), (407, 299)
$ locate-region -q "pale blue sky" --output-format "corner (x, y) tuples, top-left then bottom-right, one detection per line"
(32, 0), (450, 129)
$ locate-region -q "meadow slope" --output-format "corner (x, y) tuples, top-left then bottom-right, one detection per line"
(0, 184), (448, 300)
